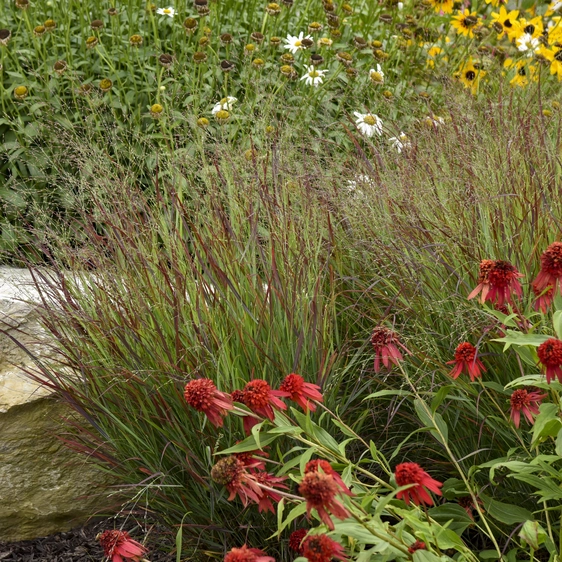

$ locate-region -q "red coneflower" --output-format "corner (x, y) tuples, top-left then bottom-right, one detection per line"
(532, 282), (555, 314)
(510, 388), (546, 428)
(533, 242), (562, 296)
(253, 471), (289, 514)
(279, 373), (323, 412)
(537, 338), (562, 384)
(299, 471), (350, 530)
(370, 326), (409, 373)
(302, 534), (348, 562)
(234, 447), (269, 471)
(305, 459), (352, 496)
(447, 342), (486, 382)
(408, 540), (427, 553)
(211, 456), (287, 511)
(224, 545), (275, 562)
(288, 529), (308, 554)
(468, 259), (523, 307)
(97, 530), (148, 562)
(231, 389), (246, 404)
(184, 378), (233, 427)
(394, 462), (443, 506)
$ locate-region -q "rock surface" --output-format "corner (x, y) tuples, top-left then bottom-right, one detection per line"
(0, 267), (111, 541)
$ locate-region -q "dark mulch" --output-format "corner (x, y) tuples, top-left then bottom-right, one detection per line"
(0, 518), (176, 562)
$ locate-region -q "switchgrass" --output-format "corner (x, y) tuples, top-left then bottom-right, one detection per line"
(25, 91), (562, 556)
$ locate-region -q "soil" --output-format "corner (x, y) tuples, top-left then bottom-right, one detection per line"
(0, 518), (176, 562)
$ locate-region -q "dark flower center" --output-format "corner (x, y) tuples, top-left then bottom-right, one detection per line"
(465, 70), (476, 80)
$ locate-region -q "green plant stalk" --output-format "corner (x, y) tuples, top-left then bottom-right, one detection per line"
(400, 366), (503, 558)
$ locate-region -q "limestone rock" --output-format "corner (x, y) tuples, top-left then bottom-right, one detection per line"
(0, 267), (111, 541)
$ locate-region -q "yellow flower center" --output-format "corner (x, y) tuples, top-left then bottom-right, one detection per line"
(363, 115), (376, 125)
(164, 8), (171, 13)
(295, 40), (302, 46)
(309, 70), (319, 78)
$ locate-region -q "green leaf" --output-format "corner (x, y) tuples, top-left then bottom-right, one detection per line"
(519, 520), (547, 550)
(554, 310), (562, 340)
(414, 399), (448, 445)
(413, 551), (446, 562)
(555, 427), (562, 457)
(428, 503), (474, 536)
(431, 386), (453, 412)
(218, 433), (279, 454)
(492, 330), (552, 349)
(274, 502), (307, 537)
(480, 494), (533, 524)
(363, 390), (412, 400)
(532, 403), (562, 446)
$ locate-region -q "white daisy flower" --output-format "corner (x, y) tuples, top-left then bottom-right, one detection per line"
(549, 0), (562, 12)
(300, 65), (328, 87)
(388, 132), (411, 153)
(516, 33), (540, 53)
(369, 64), (385, 84)
(212, 96), (237, 114)
(354, 111), (383, 137)
(156, 6), (176, 17)
(284, 32), (313, 54)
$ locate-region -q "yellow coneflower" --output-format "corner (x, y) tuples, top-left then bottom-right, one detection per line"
(517, 16), (543, 39)
(183, 18), (198, 34)
(193, 51), (208, 63)
(308, 22), (323, 33)
(252, 58), (265, 69)
(266, 2), (281, 15)
(33, 25), (46, 37)
(203, 26), (212, 36)
(382, 89), (393, 99)
(53, 59), (67, 75)
(85, 36), (99, 49)
(536, 45), (562, 80)
(451, 9), (479, 38)
(0, 29), (11, 46)
(44, 19), (56, 32)
(265, 125), (276, 135)
(504, 58), (537, 87)
(215, 109), (230, 123)
(99, 78), (113, 92)
(342, 3), (353, 14)
(197, 117), (210, 128)
(371, 39), (382, 48)
(457, 58), (486, 94)
(346, 67), (358, 78)
(490, 6), (521, 40)
(428, 0), (453, 14)
(129, 34), (143, 46)
(270, 36), (281, 46)
(14, 86), (28, 100)
(244, 43), (256, 56)
(150, 103), (164, 118)
(198, 36), (210, 47)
